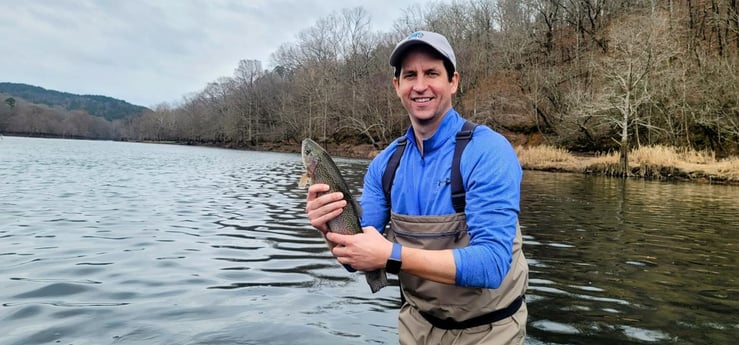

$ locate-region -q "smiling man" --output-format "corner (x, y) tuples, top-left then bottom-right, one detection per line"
(305, 31), (528, 345)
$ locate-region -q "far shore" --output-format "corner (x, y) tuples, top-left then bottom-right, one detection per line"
(6, 134), (738, 185)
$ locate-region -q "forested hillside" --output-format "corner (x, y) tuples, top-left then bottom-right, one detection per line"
(0, 82), (148, 120)
(118, 0), (738, 160)
(0, 83), (150, 139)
(3, 1), (737, 162)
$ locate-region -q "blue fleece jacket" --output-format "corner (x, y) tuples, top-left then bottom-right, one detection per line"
(359, 109), (522, 289)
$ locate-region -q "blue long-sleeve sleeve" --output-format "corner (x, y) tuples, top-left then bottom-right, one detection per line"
(359, 142), (394, 232)
(452, 131), (521, 288)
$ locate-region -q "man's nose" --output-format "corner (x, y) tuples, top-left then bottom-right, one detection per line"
(412, 76), (428, 91)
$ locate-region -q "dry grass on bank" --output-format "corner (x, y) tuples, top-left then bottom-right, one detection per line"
(515, 145), (588, 172)
(515, 145), (739, 184)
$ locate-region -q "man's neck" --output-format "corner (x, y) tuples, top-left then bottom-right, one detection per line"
(411, 107), (452, 152)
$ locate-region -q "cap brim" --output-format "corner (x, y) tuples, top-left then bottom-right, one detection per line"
(389, 41), (433, 67)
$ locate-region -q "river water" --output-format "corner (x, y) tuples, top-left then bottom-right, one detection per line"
(1, 136), (736, 345)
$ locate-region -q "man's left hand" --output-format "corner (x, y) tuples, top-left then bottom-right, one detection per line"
(326, 226), (392, 272)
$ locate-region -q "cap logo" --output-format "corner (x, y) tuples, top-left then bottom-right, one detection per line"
(408, 32), (424, 40)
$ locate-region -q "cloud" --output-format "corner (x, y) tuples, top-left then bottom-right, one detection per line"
(0, 0), (439, 107)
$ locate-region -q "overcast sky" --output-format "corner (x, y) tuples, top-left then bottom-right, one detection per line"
(0, 0), (445, 108)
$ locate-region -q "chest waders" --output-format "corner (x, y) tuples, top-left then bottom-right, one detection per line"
(382, 121), (528, 337)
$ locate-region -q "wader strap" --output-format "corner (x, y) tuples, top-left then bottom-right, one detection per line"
(451, 121), (478, 213)
(419, 295), (524, 330)
(382, 121), (478, 211)
(382, 136), (407, 204)
(383, 138), (408, 302)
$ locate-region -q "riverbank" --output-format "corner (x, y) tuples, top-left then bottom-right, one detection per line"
(258, 140), (739, 185)
(515, 145), (739, 185)
(10, 134), (735, 185)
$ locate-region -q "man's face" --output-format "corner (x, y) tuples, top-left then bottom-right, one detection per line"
(393, 49), (459, 128)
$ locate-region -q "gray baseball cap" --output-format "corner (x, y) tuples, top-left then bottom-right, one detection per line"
(389, 31), (456, 70)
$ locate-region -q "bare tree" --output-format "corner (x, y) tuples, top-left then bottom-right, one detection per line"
(592, 14), (670, 175)
(230, 59), (263, 145)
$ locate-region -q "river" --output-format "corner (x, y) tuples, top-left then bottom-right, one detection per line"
(1, 136), (737, 344)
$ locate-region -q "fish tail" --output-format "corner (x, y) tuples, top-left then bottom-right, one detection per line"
(365, 269), (389, 293)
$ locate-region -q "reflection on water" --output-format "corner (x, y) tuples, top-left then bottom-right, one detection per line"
(1, 136), (737, 344)
(521, 172), (739, 345)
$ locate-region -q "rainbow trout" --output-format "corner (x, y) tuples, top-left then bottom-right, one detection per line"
(299, 138), (388, 293)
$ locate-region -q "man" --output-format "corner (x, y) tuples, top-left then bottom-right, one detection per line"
(305, 31), (528, 345)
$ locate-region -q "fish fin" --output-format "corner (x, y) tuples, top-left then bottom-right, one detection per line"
(349, 197), (362, 218)
(299, 173), (310, 188)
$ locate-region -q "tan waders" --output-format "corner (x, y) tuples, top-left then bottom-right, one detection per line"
(386, 212), (528, 345)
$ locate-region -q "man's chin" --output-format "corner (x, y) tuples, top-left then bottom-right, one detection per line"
(408, 108), (433, 118)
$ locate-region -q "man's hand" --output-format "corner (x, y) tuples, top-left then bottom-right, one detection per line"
(327, 226), (393, 272)
(305, 183), (346, 234)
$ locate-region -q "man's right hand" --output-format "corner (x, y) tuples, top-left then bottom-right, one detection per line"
(305, 183), (355, 271)
(305, 183), (346, 234)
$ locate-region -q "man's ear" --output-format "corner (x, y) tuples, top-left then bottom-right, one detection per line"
(450, 72), (460, 94)
(393, 77), (400, 96)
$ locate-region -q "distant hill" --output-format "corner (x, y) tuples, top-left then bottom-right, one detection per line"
(0, 82), (150, 121)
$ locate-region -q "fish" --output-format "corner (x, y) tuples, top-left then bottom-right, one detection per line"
(299, 138), (388, 293)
